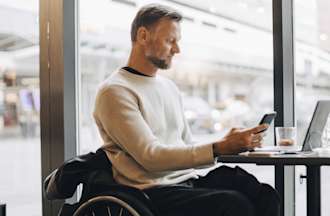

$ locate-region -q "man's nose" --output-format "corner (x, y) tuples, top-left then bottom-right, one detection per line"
(172, 43), (180, 54)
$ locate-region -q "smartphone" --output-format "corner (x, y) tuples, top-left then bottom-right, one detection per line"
(258, 112), (277, 133)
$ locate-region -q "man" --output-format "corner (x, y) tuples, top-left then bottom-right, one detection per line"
(93, 4), (280, 216)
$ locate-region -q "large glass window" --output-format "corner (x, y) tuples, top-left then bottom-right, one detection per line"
(79, 0), (274, 184)
(0, 0), (41, 215)
(294, 0), (330, 215)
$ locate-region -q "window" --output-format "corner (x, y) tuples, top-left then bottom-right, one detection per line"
(79, 0), (274, 184)
(294, 0), (330, 215)
(0, 0), (41, 215)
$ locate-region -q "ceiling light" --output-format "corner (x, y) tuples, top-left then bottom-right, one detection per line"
(320, 33), (328, 41)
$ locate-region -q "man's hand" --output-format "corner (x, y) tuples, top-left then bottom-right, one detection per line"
(213, 124), (269, 155)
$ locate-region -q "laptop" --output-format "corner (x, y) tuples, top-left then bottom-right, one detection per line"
(250, 100), (330, 155)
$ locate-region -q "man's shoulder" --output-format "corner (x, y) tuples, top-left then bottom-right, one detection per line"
(93, 75), (130, 104)
(97, 69), (133, 92)
(101, 68), (129, 85)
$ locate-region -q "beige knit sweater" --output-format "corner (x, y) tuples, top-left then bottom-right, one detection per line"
(93, 69), (219, 189)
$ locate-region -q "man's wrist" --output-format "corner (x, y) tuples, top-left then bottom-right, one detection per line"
(213, 139), (230, 156)
(212, 143), (216, 157)
(212, 142), (219, 157)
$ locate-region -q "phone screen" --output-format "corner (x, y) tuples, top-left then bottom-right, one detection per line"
(258, 112), (276, 133)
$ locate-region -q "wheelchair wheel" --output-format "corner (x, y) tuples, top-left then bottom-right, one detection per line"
(73, 191), (155, 216)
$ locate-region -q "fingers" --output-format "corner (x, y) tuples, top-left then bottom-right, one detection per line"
(241, 133), (264, 151)
(244, 124), (269, 134)
(229, 127), (244, 133)
(229, 128), (236, 133)
(238, 133), (263, 152)
(224, 126), (268, 153)
(226, 127), (246, 138)
(252, 133), (263, 141)
(251, 134), (263, 147)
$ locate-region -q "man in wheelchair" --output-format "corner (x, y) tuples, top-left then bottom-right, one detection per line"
(92, 4), (280, 216)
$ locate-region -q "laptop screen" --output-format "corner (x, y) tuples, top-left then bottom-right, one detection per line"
(302, 100), (330, 151)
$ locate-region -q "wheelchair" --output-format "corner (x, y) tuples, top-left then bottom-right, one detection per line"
(44, 149), (158, 216)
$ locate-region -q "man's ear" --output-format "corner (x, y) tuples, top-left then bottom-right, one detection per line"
(136, 26), (150, 45)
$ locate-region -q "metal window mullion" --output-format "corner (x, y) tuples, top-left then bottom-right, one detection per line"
(63, 0), (78, 160)
(63, 0), (79, 203)
(273, 1), (296, 216)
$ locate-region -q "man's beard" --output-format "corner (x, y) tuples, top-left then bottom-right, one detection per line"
(147, 56), (170, 69)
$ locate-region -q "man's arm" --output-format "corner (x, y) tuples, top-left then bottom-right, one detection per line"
(94, 85), (215, 172)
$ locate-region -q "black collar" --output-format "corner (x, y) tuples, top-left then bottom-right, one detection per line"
(122, 66), (152, 77)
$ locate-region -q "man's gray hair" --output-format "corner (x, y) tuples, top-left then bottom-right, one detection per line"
(130, 4), (182, 42)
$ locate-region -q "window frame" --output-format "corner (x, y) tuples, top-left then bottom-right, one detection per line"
(273, 1), (296, 216)
(40, 0), (78, 214)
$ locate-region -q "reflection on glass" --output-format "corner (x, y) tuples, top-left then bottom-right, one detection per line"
(0, 0), (41, 215)
(79, 0), (274, 184)
(294, 1), (330, 215)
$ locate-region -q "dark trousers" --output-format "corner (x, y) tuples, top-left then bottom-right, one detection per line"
(144, 166), (280, 216)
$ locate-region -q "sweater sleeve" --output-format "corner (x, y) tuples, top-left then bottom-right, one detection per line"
(94, 85), (214, 172)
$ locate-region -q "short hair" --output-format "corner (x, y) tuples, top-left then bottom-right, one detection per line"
(130, 4), (182, 42)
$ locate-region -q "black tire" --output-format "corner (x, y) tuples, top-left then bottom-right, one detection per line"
(73, 191), (155, 216)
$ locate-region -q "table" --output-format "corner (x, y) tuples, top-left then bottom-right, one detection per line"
(217, 152), (330, 216)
